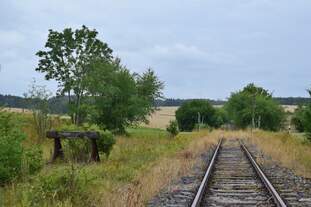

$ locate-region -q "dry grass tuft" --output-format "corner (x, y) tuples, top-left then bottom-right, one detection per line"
(248, 130), (311, 178)
(103, 130), (223, 207)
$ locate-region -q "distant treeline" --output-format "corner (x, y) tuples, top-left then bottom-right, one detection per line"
(155, 97), (311, 107)
(1, 94), (310, 114)
(0, 94), (69, 114)
(273, 97), (311, 105)
(155, 98), (226, 106)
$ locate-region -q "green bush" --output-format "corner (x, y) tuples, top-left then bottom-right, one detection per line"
(302, 104), (311, 140)
(60, 124), (116, 161)
(225, 83), (285, 131)
(175, 100), (218, 131)
(28, 165), (90, 206)
(166, 120), (179, 137)
(0, 112), (43, 183)
(97, 130), (116, 157)
(0, 112), (26, 184)
(291, 105), (305, 132)
(22, 146), (43, 175)
(213, 108), (229, 128)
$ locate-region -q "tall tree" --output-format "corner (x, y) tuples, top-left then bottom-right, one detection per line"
(84, 60), (163, 133)
(225, 83), (284, 131)
(36, 25), (113, 124)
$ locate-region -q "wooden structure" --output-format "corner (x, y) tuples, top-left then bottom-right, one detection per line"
(46, 131), (100, 162)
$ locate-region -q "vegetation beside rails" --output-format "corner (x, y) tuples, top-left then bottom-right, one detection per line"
(1, 122), (218, 207)
(248, 130), (311, 178)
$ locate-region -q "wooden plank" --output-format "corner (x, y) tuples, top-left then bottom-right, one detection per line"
(46, 131), (100, 139)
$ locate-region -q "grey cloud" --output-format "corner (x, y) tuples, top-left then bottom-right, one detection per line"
(0, 0), (311, 99)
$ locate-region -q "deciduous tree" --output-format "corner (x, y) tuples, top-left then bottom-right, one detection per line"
(225, 83), (284, 131)
(36, 25), (113, 124)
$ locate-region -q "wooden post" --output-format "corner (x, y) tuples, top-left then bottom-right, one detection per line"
(51, 137), (64, 162)
(90, 139), (100, 162)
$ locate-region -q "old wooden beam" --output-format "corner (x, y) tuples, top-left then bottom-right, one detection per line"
(46, 130), (101, 163)
(46, 131), (100, 139)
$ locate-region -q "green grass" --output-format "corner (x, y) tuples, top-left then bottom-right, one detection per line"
(2, 123), (206, 207)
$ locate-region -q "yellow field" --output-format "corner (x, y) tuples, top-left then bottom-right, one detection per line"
(142, 106), (178, 129)
(2, 107), (32, 113)
(282, 105), (298, 113)
(142, 105), (297, 129)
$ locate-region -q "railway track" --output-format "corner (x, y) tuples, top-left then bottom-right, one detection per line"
(192, 139), (287, 207)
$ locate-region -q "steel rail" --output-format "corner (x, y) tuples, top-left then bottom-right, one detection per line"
(240, 142), (287, 207)
(191, 138), (223, 207)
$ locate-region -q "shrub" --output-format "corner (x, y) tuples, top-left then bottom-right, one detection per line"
(291, 105), (305, 132)
(22, 146), (43, 175)
(302, 104), (311, 140)
(166, 120), (179, 137)
(60, 124), (116, 162)
(175, 100), (217, 131)
(0, 112), (26, 184)
(84, 124), (116, 157)
(29, 165), (90, 206)
(213, 108), (229, 128)
(97, 130), (116, 157)
(225, 83), (285, 131)
(25, 80), (52, 142)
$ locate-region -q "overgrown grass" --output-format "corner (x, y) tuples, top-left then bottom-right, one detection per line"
(1, 115), (218, 207)
(248, 130), (311, 178)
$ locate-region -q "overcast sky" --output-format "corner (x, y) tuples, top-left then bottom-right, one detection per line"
(0, 0), (310, 99)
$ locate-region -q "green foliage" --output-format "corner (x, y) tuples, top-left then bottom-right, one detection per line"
(85, 60), (163, 133)
(213, 108), (229, 128)
(25, 80), (52, 142)
(291, 89), (311, 140)
(303, 104), (311, 140)
(97, 130), (116, 157)
(2, 127), (210, 206)
(0, 111), (43, 184)
(27, 165), (90, 206)
(63, 139), (90, 162)
(36, 25), (164, 128)
(36, 25), (113, 124)
(166, 120), (179, 137)
(175, 100), (219, 131)
(291, 105), (305, 132)
(22, 146), (43, 175)
(0, 112), (26, 184)
(225, 83), (285, 131)
(60, 124), (116, 161)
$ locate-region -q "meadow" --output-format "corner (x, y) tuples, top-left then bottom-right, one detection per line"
(2, 104), (311, 207)
(0, 111), (219, 207)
